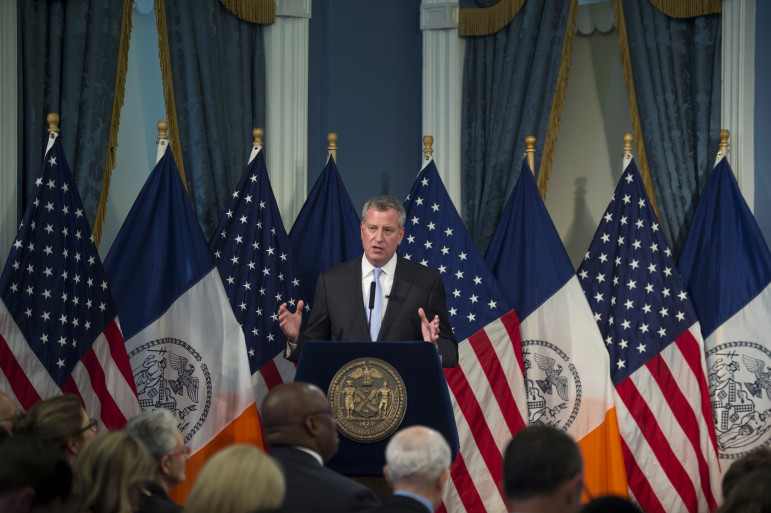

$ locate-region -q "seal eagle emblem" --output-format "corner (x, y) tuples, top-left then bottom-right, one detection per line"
(522, 340), (581, 431)
(327, 357), (407, 443)
(706, 340), (771, 460)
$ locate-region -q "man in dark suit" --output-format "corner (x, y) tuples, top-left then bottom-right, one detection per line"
(279, 195), (458, 367)
(262, 382), (381, 513)
(502, 426), (584, 513)
(368, 425), (451, 513)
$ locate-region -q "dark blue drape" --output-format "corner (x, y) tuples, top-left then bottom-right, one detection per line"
(18, 0), (125, 228)
(461, 0), (570, 253)
(621, 0), (721, 254)
(163, 0), (267, 239)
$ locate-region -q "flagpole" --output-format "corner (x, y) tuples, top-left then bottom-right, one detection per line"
(525, 136), (535, 175)
(327, 133), (338, 163)
(156, 121), (169, 164)
(45, 113), (60, 154)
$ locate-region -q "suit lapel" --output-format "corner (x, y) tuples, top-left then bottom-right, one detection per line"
(380, 256), (414, 340)
(346, 257), (371, 339)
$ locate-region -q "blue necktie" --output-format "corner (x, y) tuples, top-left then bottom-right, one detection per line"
(369, 268), (383, 341)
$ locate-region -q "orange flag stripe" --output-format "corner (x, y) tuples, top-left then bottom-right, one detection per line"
(169, 404), (263, 505)
(578, 406), (628, 501)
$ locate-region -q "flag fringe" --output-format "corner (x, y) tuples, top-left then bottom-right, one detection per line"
(93, 0), (134, 248)
(537, 0), (578, 200)
(218, 0), (276, 24)
(154, 0), (188, 192)
(458, 0), (526, 37)
(611, 0), (663, 224)
(648, 0), (721, 18)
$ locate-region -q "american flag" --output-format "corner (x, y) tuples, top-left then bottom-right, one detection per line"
(577, 157), (721, 512)
(0, 135), (139, 426)
(401, 158), (527, 513)
(210, 146), (303, 405)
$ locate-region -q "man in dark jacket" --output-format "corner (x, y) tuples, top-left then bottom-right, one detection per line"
(262, 382), (381, 513)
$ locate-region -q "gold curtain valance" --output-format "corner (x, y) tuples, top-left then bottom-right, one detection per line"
(459, 0), (527, 36)
(218, 0), (276, 24)
(648, 0), (721, 18)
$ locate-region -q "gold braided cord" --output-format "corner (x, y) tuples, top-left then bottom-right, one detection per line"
(536, 0), (578, 200)
(93, 0), (134, 248)
(648, 0), (721, 18)
(458, 0), (527, 36)
(154, 0), (188, 191)
(218, 0), (275, 24)
(611, 0), (663, 223)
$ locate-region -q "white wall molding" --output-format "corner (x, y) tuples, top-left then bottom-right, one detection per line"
(722, 0), (755, 210)
(276, 0), (311, 18)
(0, 0), (17, 269)
(264, 4), (310, 230)
(421, 0), (464, 213)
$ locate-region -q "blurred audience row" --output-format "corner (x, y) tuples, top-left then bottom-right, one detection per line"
(1, 385), (770, 513)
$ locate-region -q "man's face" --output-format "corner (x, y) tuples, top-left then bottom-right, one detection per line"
(360, 207), (404, 268)
(165, 428), (189, 485)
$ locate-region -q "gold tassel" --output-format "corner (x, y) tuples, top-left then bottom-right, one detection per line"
(612, 0), (663, 224)
(537, 0), (578, 200)
(154, 0), (188, 192)
(218, 0), (276, 24)
(648, 0), (721, 18)
(458, 0), (527, 37)
(93, 0), (134, 248)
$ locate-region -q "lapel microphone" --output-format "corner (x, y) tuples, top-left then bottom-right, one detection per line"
(368, 280), (377, 329)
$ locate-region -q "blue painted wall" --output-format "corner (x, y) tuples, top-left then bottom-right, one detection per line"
(756, 1), (771, 245)
(308, 0), (423, 217)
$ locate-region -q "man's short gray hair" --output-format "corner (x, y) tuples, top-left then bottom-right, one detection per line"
(361, 196), (406, 229)
(385, 426), (451, 485)
(123, 409), (179, 461)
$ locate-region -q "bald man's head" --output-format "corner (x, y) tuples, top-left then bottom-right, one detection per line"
(262, 382), (339, 462)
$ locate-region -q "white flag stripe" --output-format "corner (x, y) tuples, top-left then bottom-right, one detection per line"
(614, 386), (687, 513)
(126, 270), (254, 451)
(520, 276), (615, 433)
(486, 317), (528, 424)
(0, 300), (60, 399)
(91, 331), (139, 417)
(709, 284), (771, 344)
(69, 359), (102, 424)
(447, 386), (509, 513)
(456, 351), (511, 451)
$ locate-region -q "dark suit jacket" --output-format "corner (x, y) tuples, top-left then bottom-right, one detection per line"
(137, 482), (181, 513)
(366, 494), (433, 513)
(288, 255), (458, 367)
(270, 446), (381, 513)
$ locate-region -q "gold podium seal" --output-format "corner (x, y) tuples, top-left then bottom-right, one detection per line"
(327, 357), (407, 443)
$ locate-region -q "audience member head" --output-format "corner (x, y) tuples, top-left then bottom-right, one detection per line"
(185, 445), (285, 513)
(0, 434), (72, 513)
(123, 409), (189, 494)
(718, 469), (771, 513)
(13, 395), (97, 465)
(360, 196), (406, 267)
(0, 390), (16, 436)
(722, 445), (771, 499)
(580, 495), (642, 513)
(261, 382), (339, 463)
(69, 431), (154, 513)
(502, 425), (584, 513)
(383, 425), (451, 508)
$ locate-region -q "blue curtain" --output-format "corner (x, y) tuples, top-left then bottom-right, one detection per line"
(18, 0), (126, 228)
(461, 0), (570, 253)
(621, 0), (721, 254)
(162, 0), (267, 240)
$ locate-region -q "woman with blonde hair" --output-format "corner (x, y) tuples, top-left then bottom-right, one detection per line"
(185, 445), (285, 513)
(68, 430), (154, 513)
(13, 394), (98, 465)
